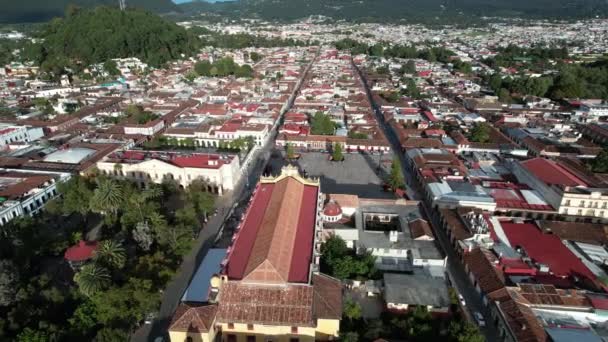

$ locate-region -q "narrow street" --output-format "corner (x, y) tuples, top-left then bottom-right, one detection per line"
(131, 55), (316, 342)
(353, 62), (499, 341)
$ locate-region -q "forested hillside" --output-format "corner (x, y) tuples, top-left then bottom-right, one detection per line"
(26, 7), (200, 74)
(0, 0), (178, 23)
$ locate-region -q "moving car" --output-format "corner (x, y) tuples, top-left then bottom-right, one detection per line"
(473, 311), (486, 327)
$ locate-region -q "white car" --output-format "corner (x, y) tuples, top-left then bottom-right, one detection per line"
(458, 294), (466, 306)
(473, 311), (486, 327)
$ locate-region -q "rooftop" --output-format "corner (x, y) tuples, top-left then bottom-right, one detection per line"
(499, 221), (597, 282)
(43, 147), (96, 164)
(521, 158), (587, 187)
(224, 168), (319, 284)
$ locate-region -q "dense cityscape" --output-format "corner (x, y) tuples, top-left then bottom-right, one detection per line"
(1, 2), (608, 342)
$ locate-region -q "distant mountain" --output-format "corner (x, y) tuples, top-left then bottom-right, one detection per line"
(0, 0), (179, 23)
(178, 0), (608, 22)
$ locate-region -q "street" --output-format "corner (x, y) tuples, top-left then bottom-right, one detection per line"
(353, 62), (499, 341)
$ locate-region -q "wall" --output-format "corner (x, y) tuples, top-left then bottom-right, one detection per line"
(169, 330), (215, 342)
(218, 323), (316, 342)
(97, 156), (240, 193)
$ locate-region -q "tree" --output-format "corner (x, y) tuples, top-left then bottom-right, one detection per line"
(187, 180), (216, 219)
(74, 264), (111, 297)
(250, 51), (262, 63)
(364, 319), (385, 340)
(320, 235), (349, 270)
(133, 222), (154, 251)
(343, 299), (362, 321)
(57, 175), (93, 216)
(90, 278), (160, 327)
(592, 149), (608, 173)
(448, 320), (484, 342)
(95, 328), (130, 342)
(90, 179), (124, 218)
(469, 123), (491, 143)
(348, 131), (368, 139)
(340, 331), (359, 342)
(498, 88), (512, 103)
(16, 328), (49, 342)
(401, 60), (416, 74)
(332, 143), (344, 161)
(68, 300), (98, 336)
(286, 143), (295, 160)
(0, 260), (17, 307)
(103, 60), (120, 77)
(310, 112), (335, 135)
(95, 240), (126, 270)
(387, 158), (405, 190)
(402, 78), (421, 99)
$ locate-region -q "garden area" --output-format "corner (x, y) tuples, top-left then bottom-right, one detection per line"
(0, 173), (215, 341)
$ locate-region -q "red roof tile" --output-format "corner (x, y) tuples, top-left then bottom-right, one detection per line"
(521, 158), (587, 187)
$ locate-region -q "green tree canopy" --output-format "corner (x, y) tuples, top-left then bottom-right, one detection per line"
(332, 143), (344, 161)
(469, 123), (491, 143)
(311, 112), (336, 135)
(387, 158), (405, 190)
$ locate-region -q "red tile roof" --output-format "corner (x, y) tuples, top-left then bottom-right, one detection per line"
(216, 282), (315, 326)
(169, 304), (217, 333)
(521, 158), (587, 187)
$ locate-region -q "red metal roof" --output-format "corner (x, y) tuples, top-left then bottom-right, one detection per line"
(501, 221), (596, 281)
(226, 183), (274, 280)
(225, 177), (318, 283)
(289, 185), (318, 283)
(64, 240), (98, 262)
(588, 295), (608, 310)
(521, 158), (587, 187)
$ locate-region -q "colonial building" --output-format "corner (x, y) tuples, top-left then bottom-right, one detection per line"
(0, 170), (68, 225)
(97, 150), (240, 194)
(168, 166), (343, 342)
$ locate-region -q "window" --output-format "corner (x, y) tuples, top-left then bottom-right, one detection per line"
(581, 201), (585, 207)
(185, 337), (193, 342)
(247, 336), (255, 342)
(291, 326), (298, 334)
(290, 339), (299, 342)
(227, 323), (234, 329)
(227, 335), (236, 342)
(247, 324), (254, 331)
(565, 200), (571, 206)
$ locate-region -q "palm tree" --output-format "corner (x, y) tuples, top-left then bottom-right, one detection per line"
(96, 240), (126, 269)
(74, 264), (111, 297)
(90, 179), (124, 217)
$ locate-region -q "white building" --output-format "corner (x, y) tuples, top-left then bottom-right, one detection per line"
(0, 170), (70, 225)
(0, 124), (44, 147)
(97, 150), (241, 194)
(124, 120), (165, 136)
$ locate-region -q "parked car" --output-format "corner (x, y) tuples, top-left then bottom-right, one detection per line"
(458, 294), (466, 306)
(144, 312), (157, 325)
(473, 312), (486, 327)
